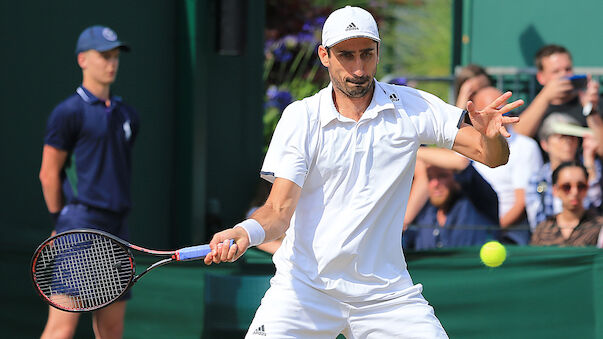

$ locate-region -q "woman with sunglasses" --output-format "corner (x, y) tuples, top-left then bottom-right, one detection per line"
(531, 161), (603, 246)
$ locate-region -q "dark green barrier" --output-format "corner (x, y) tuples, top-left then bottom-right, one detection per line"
(406, 246), (603, 339)
(5, 247), (601, 338)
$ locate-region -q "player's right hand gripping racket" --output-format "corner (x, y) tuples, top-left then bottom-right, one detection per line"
(31, 229), (231, 312)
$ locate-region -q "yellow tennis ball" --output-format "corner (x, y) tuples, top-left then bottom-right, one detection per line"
(480, 241), (506, 267)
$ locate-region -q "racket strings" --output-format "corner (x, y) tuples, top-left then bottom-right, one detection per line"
(33, 232), (133, 311)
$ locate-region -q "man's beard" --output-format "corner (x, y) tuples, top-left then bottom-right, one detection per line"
(333, 75), (374, 98)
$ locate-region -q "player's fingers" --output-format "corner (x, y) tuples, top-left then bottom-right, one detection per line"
(213, 243), (224, 263)
(501, 116), (519, 125)
(220, 239), (230, 262)
(497, 99), (524, 115)
(488, 91), (513, 109)
(209, 235), (224, 251)
(204, 253), (213, 265)
(499, 125), (511, 138)
(227, 243), (238, 262)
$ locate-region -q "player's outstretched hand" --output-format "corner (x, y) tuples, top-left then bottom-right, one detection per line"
(204, 227), (250, 265)
(467, 91), (523, 138)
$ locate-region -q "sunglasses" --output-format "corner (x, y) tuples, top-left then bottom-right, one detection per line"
(557, 182), (588, 193)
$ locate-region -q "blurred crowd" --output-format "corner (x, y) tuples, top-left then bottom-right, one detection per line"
(403, 44), (603, 250)
(255, 44), (603, 254)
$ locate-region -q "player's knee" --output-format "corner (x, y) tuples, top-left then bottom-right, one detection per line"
(96, 321), (124, 339)
(41, 325), (77, 339)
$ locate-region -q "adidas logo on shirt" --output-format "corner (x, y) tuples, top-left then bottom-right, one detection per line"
(345, 22), (358, 31)
(252, 324), (266, 336)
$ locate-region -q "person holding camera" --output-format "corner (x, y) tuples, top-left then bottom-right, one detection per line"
(513, 45), (603, 146)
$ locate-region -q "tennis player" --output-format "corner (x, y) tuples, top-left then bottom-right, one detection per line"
(39, 26), (138, 339)
(205, 6), (523, 338)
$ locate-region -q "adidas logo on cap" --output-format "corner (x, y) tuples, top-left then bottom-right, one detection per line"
(345, 22), (359, 31)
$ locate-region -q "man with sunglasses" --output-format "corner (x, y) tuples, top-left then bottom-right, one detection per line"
(531, 161), (603, 246)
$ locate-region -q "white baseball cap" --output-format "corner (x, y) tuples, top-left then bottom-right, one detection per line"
(321, 6), (380, 48)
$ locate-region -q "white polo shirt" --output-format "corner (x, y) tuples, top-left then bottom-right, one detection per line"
(261, 80), (463, 302)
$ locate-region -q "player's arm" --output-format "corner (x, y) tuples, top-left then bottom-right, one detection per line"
(39, 145), (68, 215)
(204, 177), (301, 265)
(452, 92), (523, 168)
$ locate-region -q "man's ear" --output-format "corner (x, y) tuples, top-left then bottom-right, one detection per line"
(77, 52), (87, 69)
(318, 45), (329, 67)
(540, 138), (549, 153)
(536, 71), (545, 86)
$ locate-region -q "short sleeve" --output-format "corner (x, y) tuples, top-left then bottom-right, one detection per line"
(405, 89), (464, 149)
(43, 104), (81, 151)
(261, 101), (313, 187)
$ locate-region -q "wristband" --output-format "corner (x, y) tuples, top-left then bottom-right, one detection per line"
(234, 219), (265, 247)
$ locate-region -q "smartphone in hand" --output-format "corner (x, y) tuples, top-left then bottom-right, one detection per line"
(568, 74), (587, 90)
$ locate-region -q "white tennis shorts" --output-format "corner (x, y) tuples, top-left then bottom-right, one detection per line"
(245, 276), (448, 338)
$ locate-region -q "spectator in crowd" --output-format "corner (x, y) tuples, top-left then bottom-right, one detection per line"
(38, 26), (137, 339)
(406, 86), (540, 245)
(403, 64), (490, 227)
(454, 64), (491, 109)
(403, 148), (499, 251)
(531, 161), (603, 246)
(526, 113), (602, 229)
(471, 86), (543, 244)
(513, 44), (603, 146)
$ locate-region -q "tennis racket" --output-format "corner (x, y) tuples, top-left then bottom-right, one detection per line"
(31, 229), (232, 312)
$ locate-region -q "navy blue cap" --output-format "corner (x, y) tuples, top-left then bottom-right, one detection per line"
(75, 25), (130, 54)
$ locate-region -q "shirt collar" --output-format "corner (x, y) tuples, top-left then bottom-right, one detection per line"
(76, 86), (122, 105)
(319, 83), (339, 127)
(319, 80), (396, 127)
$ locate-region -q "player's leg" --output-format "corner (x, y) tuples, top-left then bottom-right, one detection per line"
(40, 306), (80, 339)
(41, 205), (85, 339)
(245, 276), (346, 338)
(91, 301), (127, 339)
(344, 284), (448, 339)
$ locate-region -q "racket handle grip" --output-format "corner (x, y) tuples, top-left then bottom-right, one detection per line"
(175, 239), (234, 261)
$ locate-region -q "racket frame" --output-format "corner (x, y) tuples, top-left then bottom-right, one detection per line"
(30, 229), (177, 312)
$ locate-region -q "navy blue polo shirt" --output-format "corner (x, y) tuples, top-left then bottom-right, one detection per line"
(44, 86), (140, 213)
